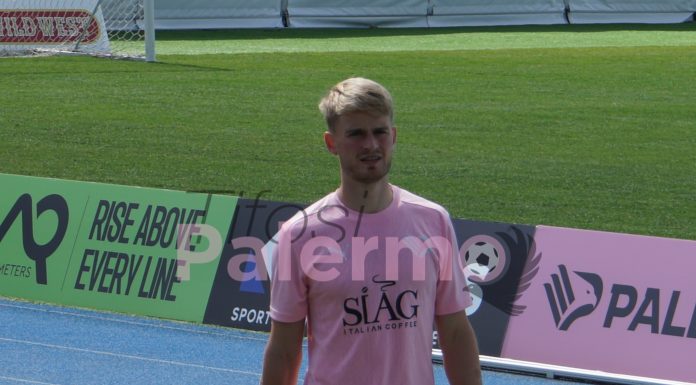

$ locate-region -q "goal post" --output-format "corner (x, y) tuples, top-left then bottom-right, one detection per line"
(0, 0), (155, 61)
(143, 0), (154, 62)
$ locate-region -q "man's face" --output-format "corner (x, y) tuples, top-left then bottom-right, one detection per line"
(325, 111), (397, 185)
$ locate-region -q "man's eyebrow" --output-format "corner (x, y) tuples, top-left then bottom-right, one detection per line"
(345, 126), (389, 135)
(345, 128), (365, 134)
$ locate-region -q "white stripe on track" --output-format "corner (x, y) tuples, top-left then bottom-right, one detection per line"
(0, 337), (261, 377)
(0, 302), (270, 343)
(0, 376), (62, 385)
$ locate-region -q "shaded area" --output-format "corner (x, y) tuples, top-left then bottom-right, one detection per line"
(155, 24), (696, 42)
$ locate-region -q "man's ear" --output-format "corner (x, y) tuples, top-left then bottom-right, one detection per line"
(392, 126), (397, 146)
(324, 131), (337, 155)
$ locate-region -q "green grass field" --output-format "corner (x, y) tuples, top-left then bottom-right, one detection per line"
(1, 25), (695, 240)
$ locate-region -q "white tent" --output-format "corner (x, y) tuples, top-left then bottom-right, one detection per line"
(155, 0), (283, 29)
(428, 0), (567, 27)
(286, 0), (428, 27)
(150, 0), (696, 29)
(567, 0), (696, 24)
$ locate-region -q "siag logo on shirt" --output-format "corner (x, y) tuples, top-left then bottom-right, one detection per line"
(342, 275), (419, 336)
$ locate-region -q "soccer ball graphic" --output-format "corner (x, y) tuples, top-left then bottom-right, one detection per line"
(464, 241), (500, 279)
(465, 282), (483, 316)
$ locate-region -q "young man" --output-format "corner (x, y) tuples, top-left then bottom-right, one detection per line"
(261, 77), (481, 385)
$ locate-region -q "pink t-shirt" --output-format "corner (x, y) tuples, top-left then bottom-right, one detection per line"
(269, 185), (471, 385)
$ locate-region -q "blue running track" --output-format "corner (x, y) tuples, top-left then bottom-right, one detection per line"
(0, 297), (586, 385)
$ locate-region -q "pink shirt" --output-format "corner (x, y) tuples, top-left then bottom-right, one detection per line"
(269, 185), (471, 385)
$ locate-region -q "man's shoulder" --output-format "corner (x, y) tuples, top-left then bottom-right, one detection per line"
(280, 191), (340, 231)
(395, 186), (451, 220)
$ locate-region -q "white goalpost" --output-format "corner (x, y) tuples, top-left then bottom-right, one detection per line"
(0, 0), (155, 61)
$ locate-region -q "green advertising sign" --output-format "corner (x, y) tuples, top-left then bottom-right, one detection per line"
(0, 173), (237, 322)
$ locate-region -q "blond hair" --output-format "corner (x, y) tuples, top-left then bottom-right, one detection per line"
(318, 77), (394, 132)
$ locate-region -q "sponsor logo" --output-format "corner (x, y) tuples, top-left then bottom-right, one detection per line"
(0, 10), (101, 44)
(544, 264), (603, 330)
(237, 252), (265, 294)
(0, 193), (69, 285)
(230, 306), (271, 325)
(544, 264), (696, 338)
(0, 263), (32, 279)
(463, 227), (541, 317)
(342, 275), (419, 336)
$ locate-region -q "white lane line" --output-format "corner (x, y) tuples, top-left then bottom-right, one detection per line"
(0, 376), (62, 385)
(0, 337), (261, 377)
(0, 302), (269, 343)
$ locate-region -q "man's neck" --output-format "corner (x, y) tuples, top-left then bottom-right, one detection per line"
(337, 179), (393, 214)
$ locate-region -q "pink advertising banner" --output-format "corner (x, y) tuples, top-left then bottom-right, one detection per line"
(502, 225), (696, 383)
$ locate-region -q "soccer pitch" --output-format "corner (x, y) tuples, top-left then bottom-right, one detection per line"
(1, 24), (695, 240)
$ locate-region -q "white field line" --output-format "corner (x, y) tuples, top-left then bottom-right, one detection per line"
(0, 337), (260, 377)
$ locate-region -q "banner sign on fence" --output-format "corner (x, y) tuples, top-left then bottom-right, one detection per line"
(0, 0), (109, 52)
(502, 225), (696, 383)
(0, 173), (236, 322)
(203, 197), (303, 331)
(447, 220), (539, 357)
(3, 173), (696, 383)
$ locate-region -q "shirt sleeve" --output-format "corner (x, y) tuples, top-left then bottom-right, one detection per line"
(434, 214), (472, 315)
(268, 223), (308, 323)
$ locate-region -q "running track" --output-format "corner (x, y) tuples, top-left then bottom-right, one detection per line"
(0, 297), (586, 385)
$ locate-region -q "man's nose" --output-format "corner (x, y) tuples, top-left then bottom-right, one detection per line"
(362, 132), (379, 150)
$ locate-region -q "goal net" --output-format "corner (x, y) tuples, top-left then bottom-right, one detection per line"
(0, 0), (154, 60)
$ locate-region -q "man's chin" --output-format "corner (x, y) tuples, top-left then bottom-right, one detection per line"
(343, 162), (392, 185)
